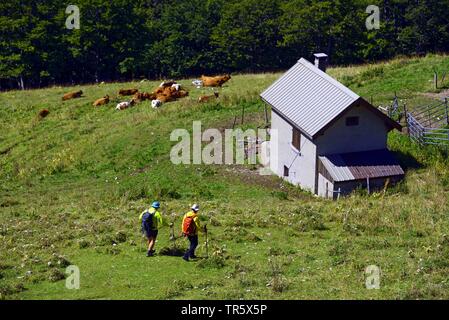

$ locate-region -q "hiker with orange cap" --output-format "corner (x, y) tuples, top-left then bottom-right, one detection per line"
(181, 204), (204, 261)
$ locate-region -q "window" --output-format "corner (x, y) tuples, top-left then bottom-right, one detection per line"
(283, 165), (289, 177)
(292, 127), (301, 150)
(346, 116), (359, 126)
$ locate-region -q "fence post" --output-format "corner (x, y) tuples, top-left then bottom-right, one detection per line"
(445, 98), (448, 126)
(264, 104), (269, 126)
(232, 115), (237, 129)
(367, 177), (370, 195)
(404, 103), (409, 136)
(434, 71), (438, 90)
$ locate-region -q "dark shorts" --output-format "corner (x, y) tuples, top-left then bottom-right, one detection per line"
(144, 230), (158, 239)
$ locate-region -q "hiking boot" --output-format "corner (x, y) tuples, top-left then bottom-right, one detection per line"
(182, 256), (189, 262)
(146, 250), (154, 257)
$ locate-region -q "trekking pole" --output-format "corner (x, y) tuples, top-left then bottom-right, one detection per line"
(169, 222), (175, 242)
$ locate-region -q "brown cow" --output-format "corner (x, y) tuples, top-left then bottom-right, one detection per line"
(119, 88), (139, 96)
(93, 95), (110, 107)
(156, 94), (176, 103)
(150, 82), (188, 104)
(62, 90), (83, 101)
(133, 92), (156, 102)
(200, 75), (231, 87)
(38, 109), (50, 118)
(172, 90), (189, 99)
(198, 92), (219, 103)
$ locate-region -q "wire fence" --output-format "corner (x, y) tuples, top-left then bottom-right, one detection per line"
(406, 98), (449, 148)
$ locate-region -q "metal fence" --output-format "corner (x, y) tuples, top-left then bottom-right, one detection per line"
(406, 99), (449, 147)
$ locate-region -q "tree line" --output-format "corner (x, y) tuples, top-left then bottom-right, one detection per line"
(1, 0), (448, 90)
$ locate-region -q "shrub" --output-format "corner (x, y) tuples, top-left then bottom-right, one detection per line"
(267, 275), (289, 293)
(78, 239), (90, 249)
(294, 206), (327, 232)
(115, 231), (127, 243)
(48, 268), (65, 282)
(328, 240), (352, 266)
(271, 191), (288, 200)
(197, 255), (226, 269)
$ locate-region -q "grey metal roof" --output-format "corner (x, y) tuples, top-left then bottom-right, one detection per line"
(319, 149), (405, 182)
(314, 53), (328, 58)
(261, 58), (360, 138)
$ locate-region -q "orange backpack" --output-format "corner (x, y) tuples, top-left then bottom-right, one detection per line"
(182, 214), (197, 236)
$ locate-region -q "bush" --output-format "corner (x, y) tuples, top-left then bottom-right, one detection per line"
(115, 231), (127, 243)
(197, 256), (226, 269)
(328, 240), (352, 266)
(271, 191), (288, 200)
(78, 239), (90, 249)
(294, 206), (327, 232)
(48, 268), (65, 282)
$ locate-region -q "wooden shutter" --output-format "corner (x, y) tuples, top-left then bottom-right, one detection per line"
(292, 127), (301, 150)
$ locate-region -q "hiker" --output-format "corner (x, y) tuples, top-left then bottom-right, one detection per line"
(181, 204), (204, 261)
(140, 201), (163, 257)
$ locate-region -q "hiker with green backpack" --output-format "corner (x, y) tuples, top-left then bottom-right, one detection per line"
(140, 201), (163, 257)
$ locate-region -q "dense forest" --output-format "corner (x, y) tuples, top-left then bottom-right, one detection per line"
(1, 0), (449, 90)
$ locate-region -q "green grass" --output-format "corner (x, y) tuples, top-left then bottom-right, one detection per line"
(2, 55), (449, 300)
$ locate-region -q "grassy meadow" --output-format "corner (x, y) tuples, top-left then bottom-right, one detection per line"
(1, 54), (449, 300)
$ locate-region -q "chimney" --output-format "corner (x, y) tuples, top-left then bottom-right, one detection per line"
(314, 53), (328, 72)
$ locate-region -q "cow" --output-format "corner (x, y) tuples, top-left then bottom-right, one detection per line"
(151, 100), (162, 108)
(115, 99), (136, 111)
(160, 80), (176, 88)
(132, 92), (157, 103)
(93, 95), (110, 107)
(172, 90), (189, 99)
(198, 92), (219, 103)
(200, 75), (231, 87)
(38, 109), (50, 118)
(192, 80), (203, 88)
(156, 94), (175, 103)
(150, 82), (188, 103)
(62, 90), (83, 101)
(119, 88), (139, 96)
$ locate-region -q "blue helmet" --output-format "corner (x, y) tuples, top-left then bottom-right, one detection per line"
(151, 201), (160, 209)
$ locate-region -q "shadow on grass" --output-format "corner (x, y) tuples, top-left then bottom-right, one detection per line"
(159, 245), (185, 257)
(392, 150), (423, 171)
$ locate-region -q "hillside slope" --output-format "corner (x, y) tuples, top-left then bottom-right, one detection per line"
(1, 55), (449, 300)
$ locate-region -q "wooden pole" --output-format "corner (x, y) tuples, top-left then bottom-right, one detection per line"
(434, 71), (438, 90)
(264, 104), (269, 125)
(445, 98), (449, 125)
(204, 224), (209, 259)
(367, 177), (371, 195)
(404, 103), (409, 136)
(241, 104), (245, 125)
